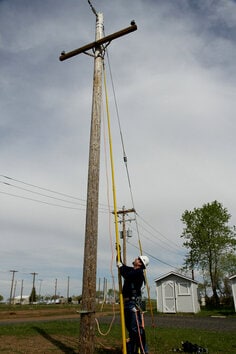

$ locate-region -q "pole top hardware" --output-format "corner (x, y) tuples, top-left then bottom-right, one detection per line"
(59, 21), (137, 62)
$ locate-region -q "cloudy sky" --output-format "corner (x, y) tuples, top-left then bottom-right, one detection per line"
(0, 0), (236, 301)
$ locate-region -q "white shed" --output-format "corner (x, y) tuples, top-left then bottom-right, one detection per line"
(229, 275), (236, 312)
(155, 271), (200, 314)
(13, 295), (30, 305)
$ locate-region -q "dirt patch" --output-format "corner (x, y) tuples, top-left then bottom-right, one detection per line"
(0, 334), (79, 353)
(0, 334), (122, 353)
(0, 308), (78, 353)
(0, 307), (77, 320)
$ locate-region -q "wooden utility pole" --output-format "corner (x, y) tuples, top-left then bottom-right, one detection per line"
(13, 280), (17, 300)
(20, 279), (24, 304)
(67, 276), (70, 302)
(31, 272), (38, 288)
(59, 9), (137, 354)
(9, 270), (18, 305)
(116, 207), (135, 264)
(54, 278), (57, 299)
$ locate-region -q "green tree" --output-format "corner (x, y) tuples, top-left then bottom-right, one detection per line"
(219, 253), (236, 276)
(0, 294), (4, 302)
(29, 287), (37, 304)
(181, 200), (236, 307)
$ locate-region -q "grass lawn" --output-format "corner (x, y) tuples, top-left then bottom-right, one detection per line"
(0, 319), (235, 353)
(0, 304), (235, 353)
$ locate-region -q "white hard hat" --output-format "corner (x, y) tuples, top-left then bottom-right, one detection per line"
(138, 255), (149, 269)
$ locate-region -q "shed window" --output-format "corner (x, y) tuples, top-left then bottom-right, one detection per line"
(178, 282), (190, 295)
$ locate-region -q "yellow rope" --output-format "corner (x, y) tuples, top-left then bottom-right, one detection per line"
(106, 50), (155, 328)
(103, 62), (127, 354)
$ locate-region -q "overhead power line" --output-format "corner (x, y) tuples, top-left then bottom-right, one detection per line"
(1, 175), (183, 265)
(0, 190), (86, 211)
(128, 241), (178, 269)
(0, 174), (87, 202)
(87, 0), (98, 17)
(134, 223), (183, 254)
(136, 213), (183, 250)
(0, 181), (87, 207)
(0, 174), (109, 212)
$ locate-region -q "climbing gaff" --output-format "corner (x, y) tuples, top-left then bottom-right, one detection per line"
(103, 65), (127, 354)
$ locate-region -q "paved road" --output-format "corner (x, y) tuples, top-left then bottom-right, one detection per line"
(100, 313), (236, 332)
(149, 314), (236, 332)
(0, 313), (235, 332)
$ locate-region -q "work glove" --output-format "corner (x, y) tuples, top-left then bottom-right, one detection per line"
(131, 306), (138, 312)
(116, 261), (123, 268)
(115, 243), (123, 267)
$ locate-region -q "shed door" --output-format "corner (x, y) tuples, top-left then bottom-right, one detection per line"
(163, 281), (176, 313)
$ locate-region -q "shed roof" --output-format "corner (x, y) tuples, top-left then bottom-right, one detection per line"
(229, 275), (236, 280)
(155, 271), (198, 284)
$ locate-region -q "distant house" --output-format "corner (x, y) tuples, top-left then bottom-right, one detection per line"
(13, 295), (30, 305)
(155, 271), (200, 314)
(229, 275), (236, 312)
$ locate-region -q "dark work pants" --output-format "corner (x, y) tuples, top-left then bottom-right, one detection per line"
(124, 300), (148, 354)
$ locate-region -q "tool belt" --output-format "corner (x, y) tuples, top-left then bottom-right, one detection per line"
(123, 296), (146, 311)
(124, 297), (136, 301)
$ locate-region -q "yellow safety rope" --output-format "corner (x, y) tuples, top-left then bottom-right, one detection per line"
(106, 50), (155, 328)
(103, 63), (127, 354)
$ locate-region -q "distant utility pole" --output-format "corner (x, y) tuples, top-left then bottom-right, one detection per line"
(103, 277), (107, 303)
(20, 279), (24, 304)
(13, 280), (17, 300)
(9, 270), (18, 305)
(67, 276), (70, 302)
(116, 207), (135, 264)
(31, 272), (38, 289)
(54, 278), (57, 299)
(59, 9), (137, 354)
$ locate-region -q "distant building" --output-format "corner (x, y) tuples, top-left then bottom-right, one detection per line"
(229, 275), (236, 312)
(13, 295), (30, 305)
(155, 271), (200, 313)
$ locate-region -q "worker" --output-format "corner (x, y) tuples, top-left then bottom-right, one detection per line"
(117, 254), (149, 354)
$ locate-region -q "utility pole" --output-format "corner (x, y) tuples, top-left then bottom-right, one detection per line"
(20, 279), (24, 305)
(103, 277), (107, 303)
(54, 278), (57, 300)
(59, 8), (137, 354)
(9, 270), (18, 305)
(31, 272), (38, 288)
(116, 207), (135, 264)
(13, 280), (17, 300)
(67, 276), (70, 303)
